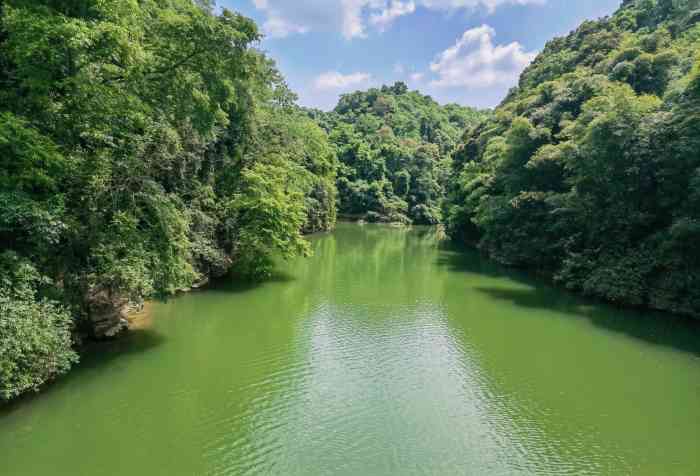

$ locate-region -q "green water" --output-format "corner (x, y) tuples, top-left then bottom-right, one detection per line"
(2, 223), (700, 475)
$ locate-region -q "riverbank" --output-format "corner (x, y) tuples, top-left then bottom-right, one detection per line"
(462, 242), (700, 321)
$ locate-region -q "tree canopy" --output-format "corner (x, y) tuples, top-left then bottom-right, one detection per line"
(0, 0), (336, 400)
(308, 83), (486, 225)
(445, 0), (700, 316)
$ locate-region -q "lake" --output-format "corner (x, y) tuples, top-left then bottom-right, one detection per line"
(1, 223), (699, 475)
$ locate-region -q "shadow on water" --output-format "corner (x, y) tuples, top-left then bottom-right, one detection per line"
(141, 270), (298, 304)
(437, 242), (512, 280)
(203, 270), (297, 295)
(0, 329), (166, 417)
(438, 241), (700, 358)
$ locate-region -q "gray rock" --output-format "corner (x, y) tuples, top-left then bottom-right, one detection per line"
(86, 287), (130, 339)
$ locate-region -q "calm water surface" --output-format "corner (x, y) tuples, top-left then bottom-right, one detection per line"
(2, 223), (700, 475)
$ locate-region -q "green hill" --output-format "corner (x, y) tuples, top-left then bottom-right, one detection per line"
(445, 0), (700, 316)
(308, 82), (486, 225)
(0, 0), (335, 400)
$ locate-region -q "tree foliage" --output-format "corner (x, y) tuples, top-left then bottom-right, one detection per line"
(0, 0), (336, 399)
(446, 0), (700, 316)
(308, 83), (486, 225)
(0, 252), (77, 401)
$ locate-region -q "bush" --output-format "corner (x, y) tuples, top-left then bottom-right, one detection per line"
(0, 254), (77, 401)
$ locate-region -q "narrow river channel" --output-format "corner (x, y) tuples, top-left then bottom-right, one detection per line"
(2, 223), (699, 475)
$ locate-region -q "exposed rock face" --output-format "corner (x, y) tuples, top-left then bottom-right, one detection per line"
(86, 287), (129, 339)
(191, 276), (210, 289)
(84, 258), (234, 338)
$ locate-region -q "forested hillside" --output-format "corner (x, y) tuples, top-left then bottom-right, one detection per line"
(0, 0), (335, 400)
(3, 0), (700, 403)
(445, 0), (700, 316)
(308, 84), (485, 225)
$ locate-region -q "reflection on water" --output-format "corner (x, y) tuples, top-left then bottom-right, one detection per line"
(1, 223), (699, 476)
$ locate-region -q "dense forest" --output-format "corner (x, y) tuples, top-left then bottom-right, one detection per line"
(1, 0), (699, 402)
(307, 85), (484, 224)
(445, 0), (700, 317)
(0, 0), (336, 400)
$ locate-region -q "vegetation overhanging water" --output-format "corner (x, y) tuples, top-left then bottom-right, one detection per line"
(1, 4), (700, 474)
(2, 0), (700, 404)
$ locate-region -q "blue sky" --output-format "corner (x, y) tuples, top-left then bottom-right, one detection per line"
(220, 1), (622, 110)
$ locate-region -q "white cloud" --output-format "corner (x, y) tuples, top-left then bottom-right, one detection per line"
(340, 0), (371, 38)
(250, 0), (546, 39)
(429, 24), (536, 88)
(263, 16), (310, 38)
(249, 0), (343, 38)
(370, 1), (416, 31)
(314, 71), (373, 90)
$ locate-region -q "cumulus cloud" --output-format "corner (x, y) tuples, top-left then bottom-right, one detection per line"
(429, 24), (536, 88)
(314, 71), (373, 90)
(250, 0), (546, 39)
(250, 0), (342, 38)
(370, 1), (416, 31)
(340, 0), (372, 38)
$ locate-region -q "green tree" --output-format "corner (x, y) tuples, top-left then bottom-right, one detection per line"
(445, 0), (700, 316)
